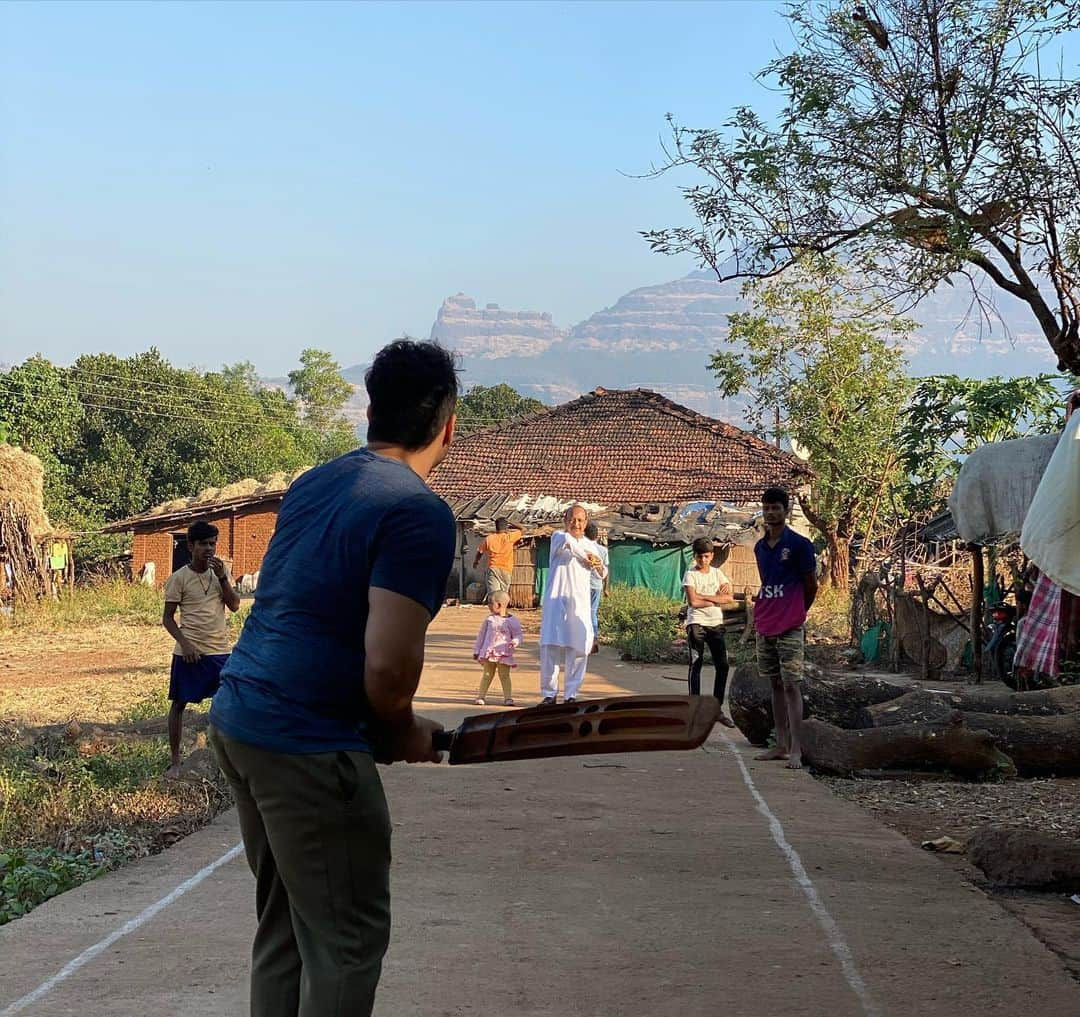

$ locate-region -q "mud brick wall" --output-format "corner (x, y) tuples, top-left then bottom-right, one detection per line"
(132, 530), (174, 588)
(132, 509), (243, 587)
(231, 503), (282, 577)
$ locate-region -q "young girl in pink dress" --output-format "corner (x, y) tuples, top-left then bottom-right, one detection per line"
(473, 591), (525, 706)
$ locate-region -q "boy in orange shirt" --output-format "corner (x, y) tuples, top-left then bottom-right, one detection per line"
(472, 516), (523, 595)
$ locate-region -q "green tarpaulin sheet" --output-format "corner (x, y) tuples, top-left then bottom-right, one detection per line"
(534, 538), (692, 602)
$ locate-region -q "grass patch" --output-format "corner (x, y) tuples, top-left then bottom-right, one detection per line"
(0, 724), (230, 925)
(6, 580), (164, 631)
(118, 688), (174, 725)
(229, 599), (252, 631)
(599, 585), (685, 663)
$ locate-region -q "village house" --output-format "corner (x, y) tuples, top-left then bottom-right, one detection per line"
(101, 471), (307, 587)
(104, 389), (811, 603)
(427, 387), (812, 607)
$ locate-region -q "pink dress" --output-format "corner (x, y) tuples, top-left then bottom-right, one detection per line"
(474, 614), (524, 667)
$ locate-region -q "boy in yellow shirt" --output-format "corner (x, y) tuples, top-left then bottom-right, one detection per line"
(162, 521), (240, 776)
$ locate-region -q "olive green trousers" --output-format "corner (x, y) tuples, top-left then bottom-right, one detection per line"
(209, 726), (392, 1017)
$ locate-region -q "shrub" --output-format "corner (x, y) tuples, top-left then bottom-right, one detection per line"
(599, 584), (684, 663)
(0, 846), (103, 924)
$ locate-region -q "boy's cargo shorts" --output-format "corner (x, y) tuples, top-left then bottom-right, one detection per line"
(756, 626), (805, 685)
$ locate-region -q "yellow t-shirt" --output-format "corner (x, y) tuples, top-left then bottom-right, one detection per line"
(479, 530), (522, 571)
(163, 565), (232, 656)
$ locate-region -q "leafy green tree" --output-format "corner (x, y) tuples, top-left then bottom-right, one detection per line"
(455, 383), (545, 435)
(645, 0), (1080, 373)
(288, 349), (355, 434)
(220, 360), (262, 394)
(0, 349), (358, 566)
(713, 260), (913, 590)
(898, 373), (1068, 513)
(0, 356), (83, 520)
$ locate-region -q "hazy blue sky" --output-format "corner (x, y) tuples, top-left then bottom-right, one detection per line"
(3, 1), (791, 373)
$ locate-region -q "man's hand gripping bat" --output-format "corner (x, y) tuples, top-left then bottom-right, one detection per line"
(431, 694), (719, 764)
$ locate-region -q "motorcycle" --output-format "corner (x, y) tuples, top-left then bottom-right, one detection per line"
(985, 602), (1017, 685)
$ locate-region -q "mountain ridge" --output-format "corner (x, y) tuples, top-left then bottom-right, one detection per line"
(418, 269), (1060, 419)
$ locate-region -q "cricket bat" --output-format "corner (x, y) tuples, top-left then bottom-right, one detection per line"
(431, 694), (719, 765)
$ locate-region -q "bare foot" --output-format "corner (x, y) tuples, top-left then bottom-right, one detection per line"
(754, 747), (789, 761)
(785, 753), (803, 770)
(164, 763), (182, 780)
(717, 713), (736, 729)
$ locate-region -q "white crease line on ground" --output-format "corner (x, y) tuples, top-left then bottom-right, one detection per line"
(718, 732), (883, 1017)
(0, 842), (245, 1017)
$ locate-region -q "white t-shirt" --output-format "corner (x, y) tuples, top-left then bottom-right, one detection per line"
(682, 566), (732, 629)
(163, 565), (233, 656)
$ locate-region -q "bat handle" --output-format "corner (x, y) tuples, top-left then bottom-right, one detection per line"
(432, 729), (454, 752)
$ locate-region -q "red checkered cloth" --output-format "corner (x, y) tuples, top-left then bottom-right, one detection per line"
(1014, 571), (1061, 677)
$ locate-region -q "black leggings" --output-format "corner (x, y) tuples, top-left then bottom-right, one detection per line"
(687, 624), (729, 700)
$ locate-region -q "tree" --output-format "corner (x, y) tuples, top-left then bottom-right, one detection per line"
(0, 356), (84, 520)
(898, 372), (1068, 513)
(288, 349), (355, 434)
(644, 0), (1080, 373)
(0, 349), (364, 570)
(455, 383), (545, 435)
(713, 260), (913, 590)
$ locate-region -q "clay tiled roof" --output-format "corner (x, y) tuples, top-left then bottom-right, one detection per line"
(429, 388), (810, 505)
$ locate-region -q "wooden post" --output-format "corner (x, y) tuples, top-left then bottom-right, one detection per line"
(457, 523), (465, 603)
(969, 542), (985, 684)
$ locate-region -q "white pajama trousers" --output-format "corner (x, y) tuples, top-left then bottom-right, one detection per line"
(539, 643), (588, 700)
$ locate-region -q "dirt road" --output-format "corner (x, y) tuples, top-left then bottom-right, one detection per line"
(1, 608), (1076, 1015)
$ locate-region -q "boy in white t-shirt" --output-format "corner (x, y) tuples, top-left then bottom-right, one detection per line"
(682, 537), (737, 727)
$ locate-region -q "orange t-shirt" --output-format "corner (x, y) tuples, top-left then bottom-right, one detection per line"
(479, 530), (522, 571)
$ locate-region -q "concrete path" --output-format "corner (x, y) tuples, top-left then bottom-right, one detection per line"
(1, 609), (1075, 1016)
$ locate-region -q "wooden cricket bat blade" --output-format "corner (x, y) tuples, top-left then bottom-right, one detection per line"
(432, 694), (719, 765)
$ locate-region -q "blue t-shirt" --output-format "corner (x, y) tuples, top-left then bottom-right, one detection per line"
(210, 449), (456, 754)
(753, 527), (816, 638)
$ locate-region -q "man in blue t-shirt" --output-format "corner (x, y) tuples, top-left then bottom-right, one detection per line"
(208, 339), (458, 1017)
(752, 486), (818, 770)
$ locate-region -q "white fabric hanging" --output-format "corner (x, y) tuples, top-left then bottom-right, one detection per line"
(1021, 411), (1080, 596)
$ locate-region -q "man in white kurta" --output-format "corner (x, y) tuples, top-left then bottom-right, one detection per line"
(539, 504), (606, 703)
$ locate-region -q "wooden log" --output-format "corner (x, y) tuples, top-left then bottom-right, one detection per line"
(728, 663), (910, 746)
(864, 697), (1080, 776)
(860, 684), (1080, 727)
(800, 717), (1017, 779)
(969, 543), (985, 682)
(968, 825), (1080, 890)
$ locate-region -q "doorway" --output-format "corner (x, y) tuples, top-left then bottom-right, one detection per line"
(171, 534), (191, 572)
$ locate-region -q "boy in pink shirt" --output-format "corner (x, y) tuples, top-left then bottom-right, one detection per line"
(753, 487), (818, 769)
(473, 591), (525, 705)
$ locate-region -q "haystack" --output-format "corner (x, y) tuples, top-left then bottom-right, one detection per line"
(140, 467), (311, 517)
(0, 444), (53, 602)
(0, 445), (52, 540)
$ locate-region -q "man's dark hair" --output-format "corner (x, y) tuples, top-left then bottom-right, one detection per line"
(762, 486), (790, 511)
(188, 520), (219, 543)
(494, 517), (509, 532)
(691, 536), (715, 556)
(584, 522), (599, 541)
(365, 340), (459, 450)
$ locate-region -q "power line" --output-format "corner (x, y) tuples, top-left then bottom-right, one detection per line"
(1, 365), (312, 427)
(0, 376), (319, 431)
(1, 371), (539, 428)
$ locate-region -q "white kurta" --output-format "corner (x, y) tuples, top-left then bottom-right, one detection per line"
(539, 530), (595, 654)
